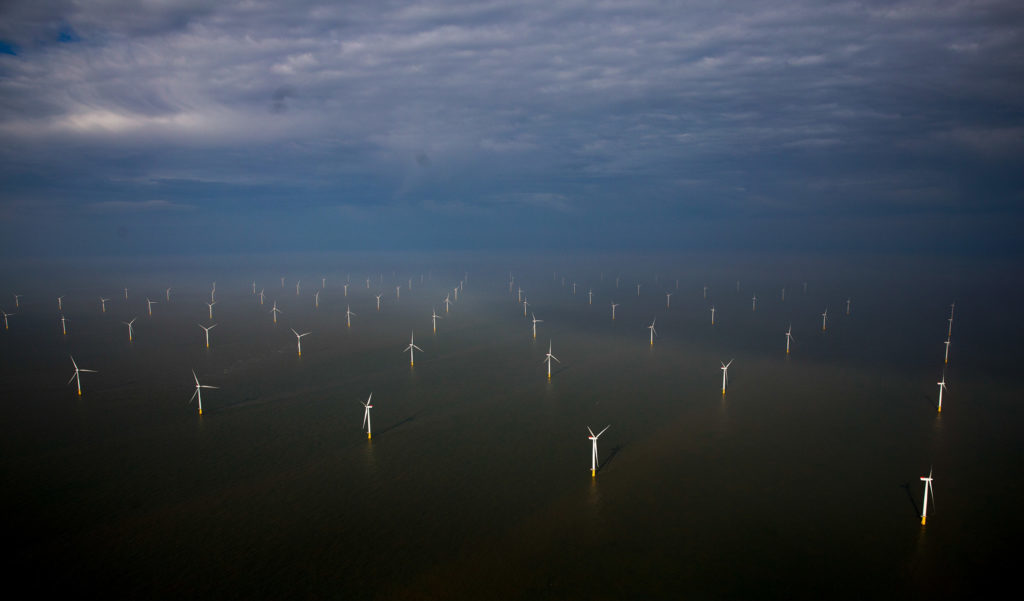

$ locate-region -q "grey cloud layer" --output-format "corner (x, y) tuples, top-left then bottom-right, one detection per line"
(0, 0), (1021, 229)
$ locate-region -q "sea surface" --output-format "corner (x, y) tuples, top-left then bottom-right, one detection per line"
(1, 251), (1021, 599)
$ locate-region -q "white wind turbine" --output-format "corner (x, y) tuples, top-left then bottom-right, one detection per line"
(611, 301), (619, 320)
(720, 359), (733, 395)
(588, 289), (593, 305)
(68, 355), (97, 396)
(259, 289), (265, 305)
(346, 305), (356, 328)
(781, 287), (786, 301)
(588, 425), (610, 478)
(404, 331), (423, 366)
(123, 287), (128, 300)
(122, 317), (137, 342)
(752, 294), (757, 311)
(432, 307), (442, 333)
(948, 302), (955, 337)
(710, 305), (716, 325)
(523, 298), (529, 317)
(1, 308), (13, 330)
(846, 298), (851, 315)
(147, 297), (158, 316)
(920, 468), (935, 525)
(453, 286), (458, 302)
(543, 340), (560, 379)
(703, 285), (708, 299)
(361, 393), (373, 439)
(281, 276), (286, 288)
(296, 280), (301, 296)
(636, 283), (641, 297)
(517, 287), (523, 303)
(252, 281), (256, 295)
(60, 314), (68, 335)
(376, 293), (383, 311)
(821, 308), (828, 331)
(943, 337), (951, 364)
(291, 328), (311, 356)
(100, 297), (110, 313)
(166, 287), (172, 302)
(314, 289), (320, 309)
(648, 317), (658, 345)
(199, 323), (217, 348)
(206, 301), (216, 320)
(322, 276), (326, 289)
(343, 283), (349, 297)
(444, 294), (451, 313)
(396, 285), (401, 300)
(666, 292), (672, 308)
(531, 313), (543, 339)
(936, 374), (948, 413)
(190, 370), (217, 416)
(270, 301), (282, 323)
(14, 293), (22, 308)
(785, 323), (794, 354)
(57, 296), (64, 311)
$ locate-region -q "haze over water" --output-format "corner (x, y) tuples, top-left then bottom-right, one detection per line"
(2, 251), (1021, 599)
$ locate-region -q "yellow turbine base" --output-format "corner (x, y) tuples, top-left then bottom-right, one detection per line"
(298, 351), (301, 356)
(368, 433), (371, 440)
(591, 469), (595, 478)
(921, 516), (926, 525)
(937, 406), (942, 413)
(199, 408), (203, 415)
(786, 349), (790, 354)
(206, 343), (209, 348)
(77, 389), (82, 396)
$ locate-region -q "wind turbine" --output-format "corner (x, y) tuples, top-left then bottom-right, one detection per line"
(322, 276), (326, 289)
(666, 292), (672, 308)
(314, 289), (320, 309)
(100, 297), (109, 313)
(948, 302), (955, 337)
(270, 301), (282, 323)
(444, 294), (451, 313)
(166, 287), (172, 302)
(611, 301), (619, 320)
(346, 305), (356, 327)
(1, 308), (13, 330)
(376, 293), (383, 311)
(572, 282), (577, 295)
(189, 370), (217, 416)
(785, 324), (794, 354)
(14, 293), (22, 308)
(944, 338), (951, 364)
(122, 317), (137, 342)
(710, 305), (716, 325)
(636, 283), (641, 297)
(919, 468), (935, 525)
(936, 374), (948, 413)
(821, 308), (828, 331)
(453, 286), (458, 302)
(290, 328), (311, 356)
(781, 287), (786, 301)
(259, 289), (265, 305)
(720, 359), (733, 395)
(432, 307), (442, 333)
(846, 298), (851, 315)
(252, 281), (256, 295)
(396, 285), (401, 300)
(206, 301), (216, 320)
(281, 276), (286, 288)
(531, 313), (543, 339)
(543, 340), (560, 379)
(296, 280), (301, 296)
(124, 287), (128, 300)
(703, 285), (708, 299)
(517, 287), (523, 303)
(361, 393), (373, 439)
(60, 314), (67, 335)
(146, 297), (158, 316)
(57, 296), (64, 311)
(588, 289), (593, 305)
(67, 355), (97, 396)
(343, 283), (349, 297)
(404, 331), (423, 366)
(648, 317), (657, 345)
(523, 298), (529, 317)
(199, 323), (217, 348)
(752, 295), (757, 311)
(588, 425), (610, 478)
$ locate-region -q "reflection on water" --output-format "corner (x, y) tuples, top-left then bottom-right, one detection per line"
(0, 251), (1021, 598)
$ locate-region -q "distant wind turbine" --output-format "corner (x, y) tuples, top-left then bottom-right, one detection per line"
(936, 374), (948, 413)
(290, 328), (311, 356)
(100, 297), (109, 313)
(786, 324), (794, 354)
(166, 287), (172, 302)
(147, 297), (158, 316)
(190, 370), (217, 416)
(648, 317), (657, 345)
(588, 425), (610, 478)
(1, 308), (13, 330)
(314, 289), (320, 309)
(199, 323), (217, 348)
(68, 355), (97, 396)
(588, 289), (593, 305)
(444, 294), (451, 313)
(523, 298), (529, 317)
(752, 295), (757, 311)
(259, 289), (265, 305)
(611, 301), (619, 320)
(531, 313), (542, 339)
(14, 293), (22, 308)
(720, 359), (733, 395)
(432, 307), (442, 333)
(376, 293), (383, 311)
(404, 331), (423, 366)
(206, 301), (216, 320)
(270, 301), (282, 323)
(710, 305), (716, 325)
(361, 393), (373, 439)
(666, 292), (672, 308)
(944, 338), (951, 364)
(821, 308), (828, 332)
(346, 305), (356, 327)
(122, 317), (137, 342)
(919, 468), (935, 525)
(60, 314), (68, 335)
(543, 340), (560, 379)
(57, 296), (64, 311)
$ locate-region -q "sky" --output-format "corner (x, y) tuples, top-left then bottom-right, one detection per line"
(0, 0), (1021, 256)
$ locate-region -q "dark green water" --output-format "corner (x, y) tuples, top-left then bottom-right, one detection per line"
(1, 252), (1020, 599)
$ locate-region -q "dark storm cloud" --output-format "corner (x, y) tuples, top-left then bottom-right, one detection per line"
(0, 0), (1021, 253)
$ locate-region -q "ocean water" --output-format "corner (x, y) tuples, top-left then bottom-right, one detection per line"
(1, 251), (1021, 599)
